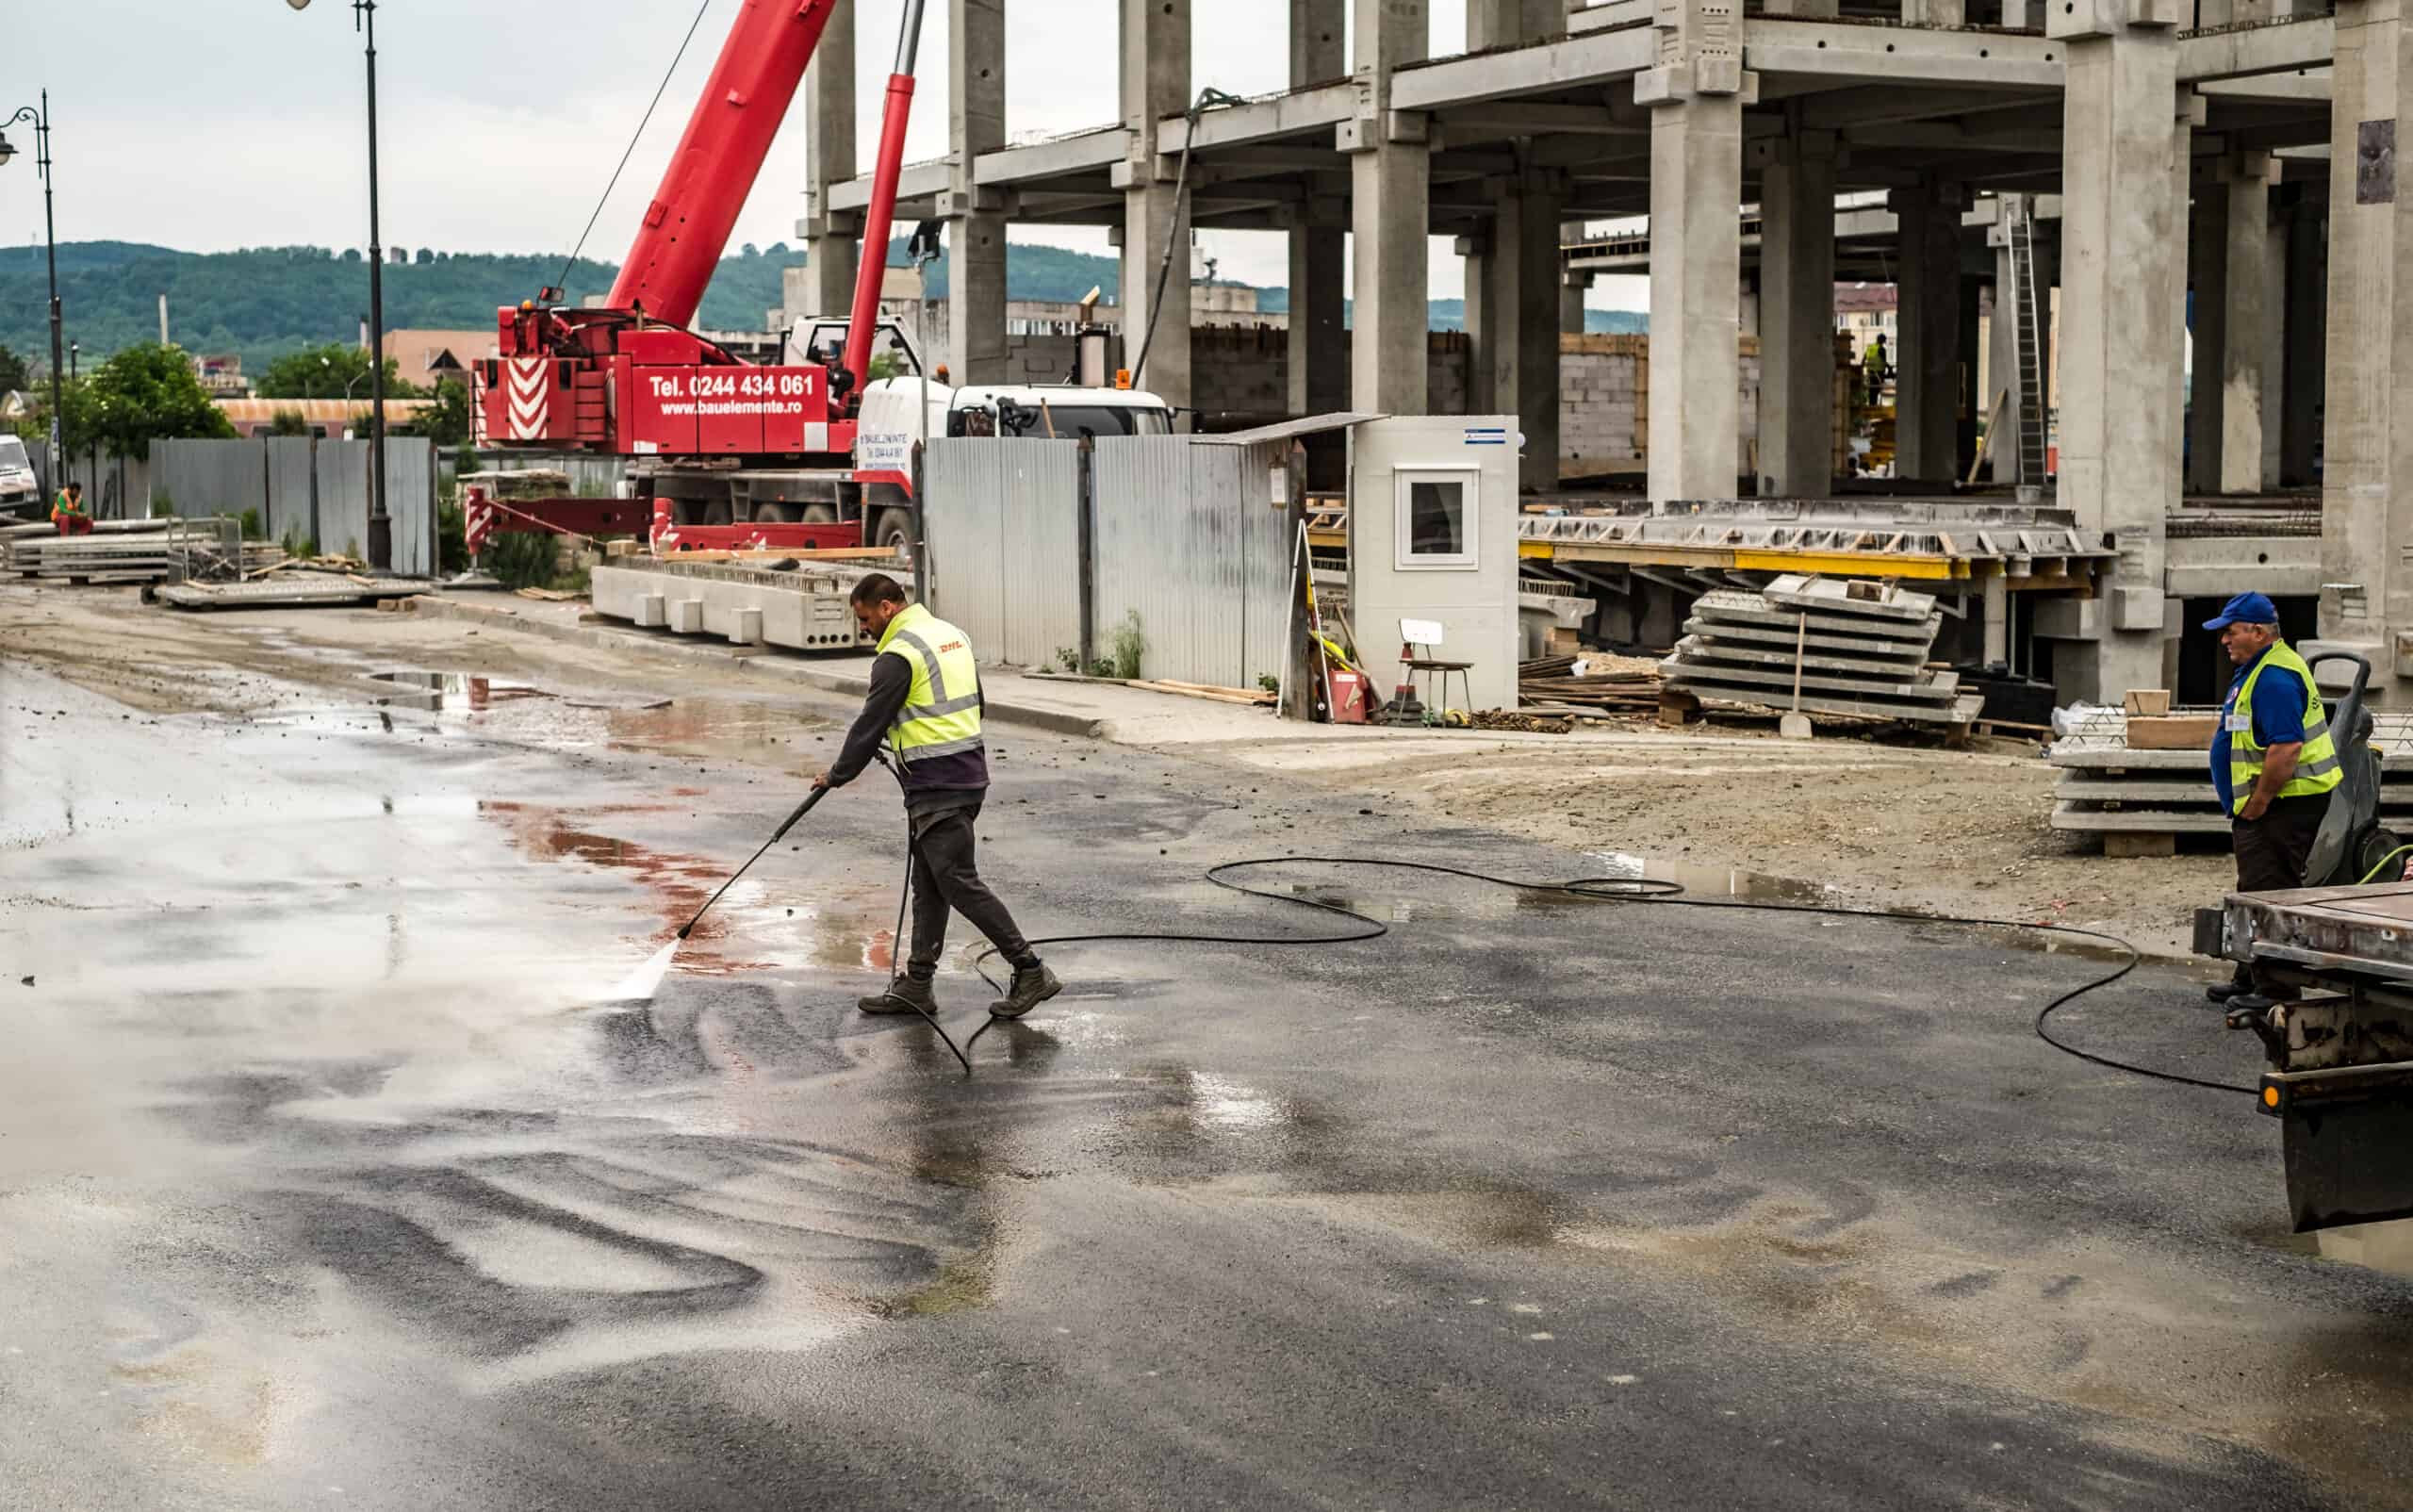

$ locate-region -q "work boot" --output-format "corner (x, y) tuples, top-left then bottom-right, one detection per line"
(859, 976), (939, 1017)
(989, 962), (1062, 1020)
(2207, 967), (2254, 1005)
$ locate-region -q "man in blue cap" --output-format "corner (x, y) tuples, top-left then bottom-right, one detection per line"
(2203, 591), (2344, 1002)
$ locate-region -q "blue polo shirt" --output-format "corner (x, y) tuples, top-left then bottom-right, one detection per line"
(2210, 646), (2309, 813)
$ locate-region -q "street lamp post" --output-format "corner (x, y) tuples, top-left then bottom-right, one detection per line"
(289, 0), (389, 571)
(0, 93), (64, 497)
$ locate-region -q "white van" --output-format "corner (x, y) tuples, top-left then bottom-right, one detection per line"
(0, 436), (40, 520)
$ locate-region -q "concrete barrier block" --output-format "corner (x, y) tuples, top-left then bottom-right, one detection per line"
(731, 607), (765, 647)
(670, 598), (704, 634)
(634, 593), (667, 629)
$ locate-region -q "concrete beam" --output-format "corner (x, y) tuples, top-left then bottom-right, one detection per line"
(1747, 22), (2066, 89)
(2177, 15), (2336, 83)
(1388, 27), (1659, 111)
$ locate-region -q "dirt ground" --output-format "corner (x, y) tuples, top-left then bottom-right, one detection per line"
(0, 582), (2237, 961)
(1186, 719), (2238, 961)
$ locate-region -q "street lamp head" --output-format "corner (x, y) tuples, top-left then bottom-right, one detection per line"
(286, 0), (313, 9)
(0, 133), (15, 168)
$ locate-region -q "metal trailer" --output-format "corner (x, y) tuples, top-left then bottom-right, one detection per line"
(2204, 881), (2413, 1232)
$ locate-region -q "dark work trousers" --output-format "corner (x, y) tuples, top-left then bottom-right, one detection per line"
(903, 798), (1035, 980)
(2231, 792), (2330, 991)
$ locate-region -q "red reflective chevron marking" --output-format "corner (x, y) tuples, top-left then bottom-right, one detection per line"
(506, 358), (550, 439)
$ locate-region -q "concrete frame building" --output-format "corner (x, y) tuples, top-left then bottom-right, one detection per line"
(805, 0), (2405, 707)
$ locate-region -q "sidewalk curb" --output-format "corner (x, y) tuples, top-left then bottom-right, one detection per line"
(406, 595), (1106, 740)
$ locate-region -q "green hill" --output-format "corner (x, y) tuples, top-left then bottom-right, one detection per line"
(0, 239), (1645, 379)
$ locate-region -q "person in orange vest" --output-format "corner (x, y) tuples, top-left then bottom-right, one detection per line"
(50, 482), (91, 536)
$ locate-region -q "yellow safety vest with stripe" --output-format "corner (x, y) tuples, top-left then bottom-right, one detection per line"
(877, 602), (984, 765)
(2228, 640), (2342, 816)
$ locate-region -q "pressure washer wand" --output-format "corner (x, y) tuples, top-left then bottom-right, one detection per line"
(678, 787), (829, 941)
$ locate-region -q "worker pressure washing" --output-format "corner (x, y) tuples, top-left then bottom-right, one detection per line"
(2203, 591), (2342, 1003)
(812, 573), (1062, 1021)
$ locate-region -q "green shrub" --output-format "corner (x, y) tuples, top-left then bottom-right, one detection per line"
(1108, 611), (1144, 681)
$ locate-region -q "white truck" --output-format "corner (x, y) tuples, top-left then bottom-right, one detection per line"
(0, 436), (41, 521)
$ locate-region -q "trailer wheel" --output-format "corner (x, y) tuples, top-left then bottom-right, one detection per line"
(874, 507), (915, 555)
(801, 504), (838, 525)
(751, 502), (795, 524)
(702, 498), (733, 527)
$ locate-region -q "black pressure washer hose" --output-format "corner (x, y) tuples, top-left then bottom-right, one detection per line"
(914, 849), (2251, 1094)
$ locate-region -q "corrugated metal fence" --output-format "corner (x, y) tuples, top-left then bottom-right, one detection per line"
(922, 436), (1291, 689)
(150, 436), (439, 574)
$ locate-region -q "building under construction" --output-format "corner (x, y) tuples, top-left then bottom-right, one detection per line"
(801, 0), (2389, 707)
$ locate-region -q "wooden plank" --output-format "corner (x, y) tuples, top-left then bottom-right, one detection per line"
(2105, 832), (2182, 859)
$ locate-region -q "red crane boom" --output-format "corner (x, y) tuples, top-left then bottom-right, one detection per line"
(608, 0), (842, 329)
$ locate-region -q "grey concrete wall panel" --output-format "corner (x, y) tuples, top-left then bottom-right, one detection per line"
(266, 439), (316, 544)
(151, 439), (267, 523)
(315, 441), (372, 561)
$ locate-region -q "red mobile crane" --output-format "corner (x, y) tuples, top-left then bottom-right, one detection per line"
(471, 0), (929, 554)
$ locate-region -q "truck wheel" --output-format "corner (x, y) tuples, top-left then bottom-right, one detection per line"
(874, 507), (914, 555)
(801, 504), (838, 525)
(703, 498), (733, 527)
(751, 502), (795, 524)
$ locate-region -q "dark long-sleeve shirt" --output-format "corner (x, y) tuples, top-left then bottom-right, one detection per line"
(826, 649), (988, 811)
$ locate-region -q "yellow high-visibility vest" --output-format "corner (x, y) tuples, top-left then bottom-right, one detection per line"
(2228, 640), (2342, 815)
(877, 602), (983, 764)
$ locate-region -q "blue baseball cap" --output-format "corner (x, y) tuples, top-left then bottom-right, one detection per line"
(2202, 591), (2279, 632)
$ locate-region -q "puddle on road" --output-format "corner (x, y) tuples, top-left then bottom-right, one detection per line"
(370, 670), (553, 711)
(478, 800), (923, 980)
(1583, 851), (1836, 905)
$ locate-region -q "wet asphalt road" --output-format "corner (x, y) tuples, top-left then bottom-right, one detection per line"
(7, 652), (2413, 1510)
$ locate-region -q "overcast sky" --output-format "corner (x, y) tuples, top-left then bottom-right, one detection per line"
(6, 0), (1640, 308)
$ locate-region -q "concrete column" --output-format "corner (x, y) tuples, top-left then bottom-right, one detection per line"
(1344, 0), (1432, 415)
(2190, 151), (2279, 494)
(2220, 153), (2278, 493)
(2318, 0), (2411, 677)
(944, 0), (1008, 382)
(2280, 191), (2326, 486)
(1289, 0), (1349, 417)
(1469, 0), (1560, 44)
(2262, 210), (2286, 489)
(1490, 173), (1566, 489)
(1892, 182), (1963, 480)
(2187, 175), (2228, 493)
(1644, 92), (1745, 501)
(2052, 8), (2184, 698)
(1562, 222), (1592, 335)
(798, 0), (858, 320)
(1460, 230), (1497, 410)
(1755, 129), (1838, 497)
(1119, 0), (1193, 412)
